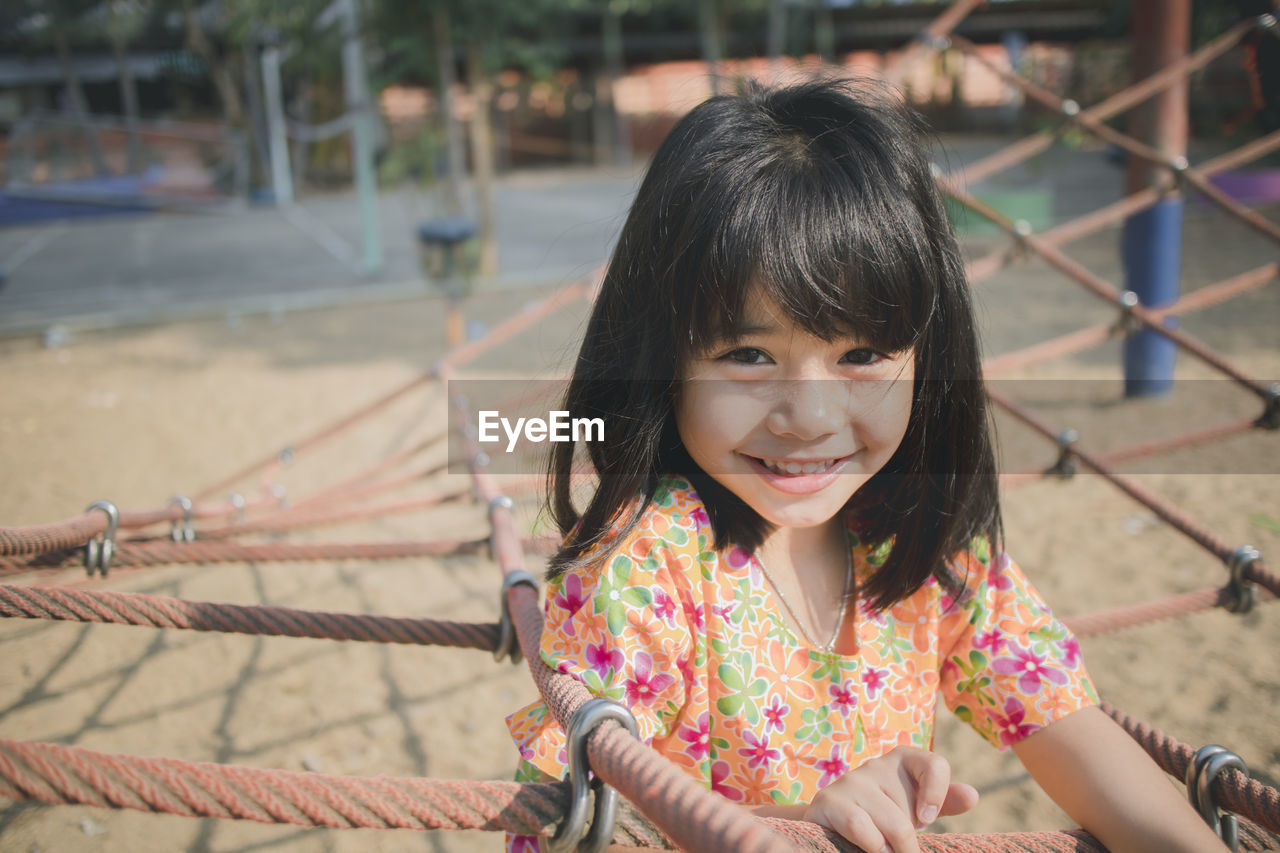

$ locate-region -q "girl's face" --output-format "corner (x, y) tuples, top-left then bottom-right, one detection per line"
(675, 293), (914, 532)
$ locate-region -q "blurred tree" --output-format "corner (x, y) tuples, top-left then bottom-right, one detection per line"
(13, 0), (113, 174)
(103, 0), (149, 172)
(375, 0), (569, 275)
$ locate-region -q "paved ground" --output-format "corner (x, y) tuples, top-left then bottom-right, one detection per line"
(0, 132), (1262, 341)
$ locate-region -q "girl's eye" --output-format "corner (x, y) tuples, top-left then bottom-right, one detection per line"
(840, 348), (884, 366)
(720, 347), (771, 365)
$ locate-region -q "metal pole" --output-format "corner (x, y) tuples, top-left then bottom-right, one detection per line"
(260, 42), (294, 206)
(340, 0), (383, 276)
(1121, 0), (1189, 397)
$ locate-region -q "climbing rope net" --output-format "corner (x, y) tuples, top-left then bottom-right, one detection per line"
(2, 3), (1280, 850)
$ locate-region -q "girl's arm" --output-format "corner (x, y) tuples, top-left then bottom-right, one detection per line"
(1012, 705), (1228, 853)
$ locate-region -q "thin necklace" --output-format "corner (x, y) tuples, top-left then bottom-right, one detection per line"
(756, 543), (854, 654)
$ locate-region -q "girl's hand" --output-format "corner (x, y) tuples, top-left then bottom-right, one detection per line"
(803, 746), (979, 853)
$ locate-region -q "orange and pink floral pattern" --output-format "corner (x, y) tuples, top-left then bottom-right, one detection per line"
(506, 477), (1095, 851)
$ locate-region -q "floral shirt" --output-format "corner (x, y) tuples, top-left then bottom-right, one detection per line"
(506, 477), (1095, 851)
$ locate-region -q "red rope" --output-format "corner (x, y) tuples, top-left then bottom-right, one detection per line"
(0, 584), (501, 651)
(1062, 585), (1278, 638)
(950, 18), (1254, 186)
(0, 538), (488, 575)
(1105, 703), (1280, 837)
(9, 735), (1276, 851)
(948, 181), (1273, 401)
(987, 389), (1280, 599)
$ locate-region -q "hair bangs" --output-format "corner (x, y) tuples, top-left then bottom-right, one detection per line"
(682, 136), (940, 361)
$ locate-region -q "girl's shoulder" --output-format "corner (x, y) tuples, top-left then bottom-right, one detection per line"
(559, 475), (711, 589)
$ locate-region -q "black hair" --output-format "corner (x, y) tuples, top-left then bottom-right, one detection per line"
(546, 77), (1000, 611)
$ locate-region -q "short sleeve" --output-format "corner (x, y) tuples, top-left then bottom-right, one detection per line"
(505, 532), (695, 781)
(938, 542), (1097, 749)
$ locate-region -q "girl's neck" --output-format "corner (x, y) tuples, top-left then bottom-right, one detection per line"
(755, 517), (848, 577)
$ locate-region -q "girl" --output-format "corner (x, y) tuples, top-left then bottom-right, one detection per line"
(507, 79), (1226, 853)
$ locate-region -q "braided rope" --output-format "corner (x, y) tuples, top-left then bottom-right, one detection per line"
(982, 262), (1279, 376)
(950, 17), (1255, 186)
(948, 181), (1272, 401)
(948, 31), (1280, 247)
(194, 490), (469, 539)
(967, 132), (1280, 284)
(0, 737), (572, 836)
(1105, 703), (1280, 837)
(8, 735), (1278, 851)
(190, 373), (439, 504)
(1062, 585), (1267, 639)
(0, 584), (501, 651)
(0, 538), (488, 575)
(987, 389), (1280, 599)
(881, 0), (984, 87)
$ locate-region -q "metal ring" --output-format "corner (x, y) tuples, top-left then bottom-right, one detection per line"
(1045, 428), (1078, 478)
(920, 32), (950, 51)
(277, 446), (295, 466)
(170, 495), (195, 543)
(227, 492), (247, 524)
(1224, 546), (1260, 614)
(1258, 12), (1277, 32)
(548, 698), (639, 853)
(83, 500), (119, 577)
(1186, 744), (1247, 852)
(471, 451), (491, 469)
(1061, 99), (1080, 117)
(270, 483), (288, 508)
(1257, 383), (1280, 430)
(1116, 290), (1141, 335)
(495, 570), (539, 663)
(489, 494), (515, 512)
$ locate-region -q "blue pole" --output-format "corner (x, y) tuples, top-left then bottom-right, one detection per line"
(1122, 0), (1189, 398)
(1121, 197), (1183, 396)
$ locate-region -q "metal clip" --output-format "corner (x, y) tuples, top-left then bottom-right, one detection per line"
(1115, 290), (1141, 336)
(1224, 546), (1260, 614)
(548, 698), (640, 853)
(1256, 383), (1279, 430)
(170, 495), (195, 542)
(83, 500), (119, 577)
(495, 570), (539, 663)
(1045, 428), (1079, 478)
(920, 32), (950, 51)
(227, 492), (247, 524)
(1186, 744), (1247, 852)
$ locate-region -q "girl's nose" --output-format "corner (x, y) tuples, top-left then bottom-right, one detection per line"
(765, 380), (849, 440)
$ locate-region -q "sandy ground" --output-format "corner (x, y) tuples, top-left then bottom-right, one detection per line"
(0, 209), (1278, 852)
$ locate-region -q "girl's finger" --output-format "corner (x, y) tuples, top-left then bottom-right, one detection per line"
(898, 748), (953, 827)
(861, 788), (922, 853)
(940, 781), (980, 817)
(815, 800), (890, 853)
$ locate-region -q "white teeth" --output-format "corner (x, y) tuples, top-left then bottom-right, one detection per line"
(759, 458), (836, 475)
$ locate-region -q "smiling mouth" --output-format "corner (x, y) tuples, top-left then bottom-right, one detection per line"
(749, 455), (849, 476)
